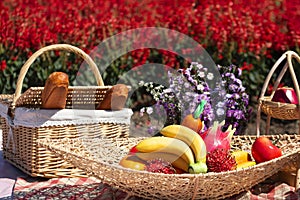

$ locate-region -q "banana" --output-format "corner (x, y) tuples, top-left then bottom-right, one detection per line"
(160, 125), (207, 163)
(136, 136), (194, 163)
(136, 152), (189, 172)
(119, 155), (146, 170)
(136, 136), (207, 173)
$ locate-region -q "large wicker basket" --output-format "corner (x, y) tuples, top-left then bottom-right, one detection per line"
(257, 51), (300, 134)
(38, 134), (300, 200)
(0, 44), (132, 178)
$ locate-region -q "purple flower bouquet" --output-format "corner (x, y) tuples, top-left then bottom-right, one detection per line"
(139, 62), (251, 135)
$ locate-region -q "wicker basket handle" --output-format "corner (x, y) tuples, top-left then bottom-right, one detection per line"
(256, 51), (300, 136)
(12, 44), (104, 106)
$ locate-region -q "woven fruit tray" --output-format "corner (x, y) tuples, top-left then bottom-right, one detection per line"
(38, 134), (300, 200)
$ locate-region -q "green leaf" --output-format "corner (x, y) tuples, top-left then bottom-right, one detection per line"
(249, 72), (256, 82)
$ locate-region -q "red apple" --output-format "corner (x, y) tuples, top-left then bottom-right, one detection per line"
(251, 136), (282, 163)
(271, 87), (298, 104)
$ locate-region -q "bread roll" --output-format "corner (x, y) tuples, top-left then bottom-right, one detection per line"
(97, 84), (129, 110)
(41, 72), (69, 109)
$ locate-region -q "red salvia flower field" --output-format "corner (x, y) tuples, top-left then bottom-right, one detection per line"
(0, 0), (299, 97)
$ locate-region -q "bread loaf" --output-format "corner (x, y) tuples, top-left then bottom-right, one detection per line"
(97, 84), (129, 110)
(41, 72), (69, 109)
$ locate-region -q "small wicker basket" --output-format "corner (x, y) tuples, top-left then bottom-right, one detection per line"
(0, 44), (132, 178)
(38, 135), (300, 200)
(257, 51), (300, 134)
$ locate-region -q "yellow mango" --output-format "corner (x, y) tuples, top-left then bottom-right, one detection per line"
(232, 150), (252, 164)
(236, 161), (256, 169)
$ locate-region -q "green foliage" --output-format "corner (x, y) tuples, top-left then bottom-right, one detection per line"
(1, 46), (300, 106)
(0, 50), (81, 94)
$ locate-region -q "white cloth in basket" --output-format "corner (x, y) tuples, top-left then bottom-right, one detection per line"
(13, 107), (133, 127)
(0, 103), (9, 120)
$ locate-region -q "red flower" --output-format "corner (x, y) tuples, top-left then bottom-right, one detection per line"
(0, 0), (299, 77)
(1, 60), (7, 71)
(240, 62), (254, 71)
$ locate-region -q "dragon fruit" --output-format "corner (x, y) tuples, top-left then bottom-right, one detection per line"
(202, 121), (235, 153)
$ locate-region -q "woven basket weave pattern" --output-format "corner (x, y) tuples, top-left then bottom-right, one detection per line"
(15, 86), (113, 109)
(260, 97), (300, 120)
(38, 135), (300, 199)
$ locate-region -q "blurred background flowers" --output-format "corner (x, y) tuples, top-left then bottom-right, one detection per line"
(1, 0), (299, 134)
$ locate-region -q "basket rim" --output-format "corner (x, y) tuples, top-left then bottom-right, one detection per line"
(0, 85), (132, 95)
(25, 85), (131, 90)
(259, 96), (299, 109)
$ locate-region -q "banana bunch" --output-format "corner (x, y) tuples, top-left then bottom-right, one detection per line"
(135, 125), (208, 174)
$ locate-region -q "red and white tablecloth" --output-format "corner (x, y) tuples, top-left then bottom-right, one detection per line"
(9, 176), (300, 200)
(13, 177), (133, 200)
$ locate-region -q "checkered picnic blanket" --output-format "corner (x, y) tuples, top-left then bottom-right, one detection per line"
(13, 177), (135, 200)
(11, 176), (300, 200)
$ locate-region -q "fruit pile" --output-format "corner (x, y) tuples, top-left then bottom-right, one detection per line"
(119, 122), (283, 174)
